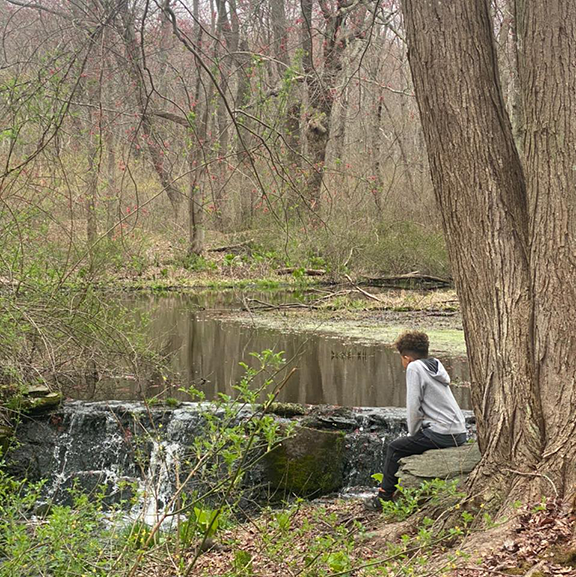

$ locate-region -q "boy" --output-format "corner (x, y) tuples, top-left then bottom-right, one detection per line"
(377, 331), (467, 502)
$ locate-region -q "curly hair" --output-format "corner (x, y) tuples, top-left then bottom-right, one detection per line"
(394, 331), (429, 358)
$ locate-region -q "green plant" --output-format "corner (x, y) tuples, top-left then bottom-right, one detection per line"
(123, 349), (295, 576)
(126, 520), (163, 550)
(531, 496), (547, 513)
(0, 475), (126, 577)
(325, 550), (351, 575)
(233, 549), (254, 575)
(177, 505), (223, 549)
(179, 253), (217, 271)
(223, 253), (237, 267)
(373, 477), (464, 522)
(274, 510), (292, 533)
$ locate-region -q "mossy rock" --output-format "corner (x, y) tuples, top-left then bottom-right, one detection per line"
(263, 426), (345, 497)
(21, 388), (63, 414)
(265, 402), (308, 417)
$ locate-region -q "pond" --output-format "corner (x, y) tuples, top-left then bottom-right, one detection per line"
(65, 290), (471, 409)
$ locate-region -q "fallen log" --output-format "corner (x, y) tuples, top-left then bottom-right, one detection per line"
(276, 267), (327, 276)
(361, 271), (453, 289)
(208, 240), (253, 254)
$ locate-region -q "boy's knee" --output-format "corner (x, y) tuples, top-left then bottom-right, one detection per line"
(388, 437), (408, 451)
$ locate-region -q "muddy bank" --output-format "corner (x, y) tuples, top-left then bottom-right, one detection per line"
(214, 307), (467, 357)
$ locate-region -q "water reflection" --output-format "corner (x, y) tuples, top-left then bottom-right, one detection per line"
(74, 292), (471, 409)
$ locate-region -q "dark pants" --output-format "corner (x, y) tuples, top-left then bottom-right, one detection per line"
(381, 429), (466, 494)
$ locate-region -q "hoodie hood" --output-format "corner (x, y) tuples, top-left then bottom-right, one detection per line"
(418, 358), (450, 385)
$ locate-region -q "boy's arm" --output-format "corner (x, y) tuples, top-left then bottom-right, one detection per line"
(406, 365), (423, 436)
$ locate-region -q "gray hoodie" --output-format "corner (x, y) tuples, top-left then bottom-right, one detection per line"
(406, 358), (467, 436)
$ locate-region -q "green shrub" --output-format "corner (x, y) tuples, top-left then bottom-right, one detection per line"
(0, 475), (126, 577)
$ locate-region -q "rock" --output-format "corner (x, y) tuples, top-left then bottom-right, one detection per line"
(7, 401), (478, 510)
(19, 385), (62, 414)
(263, 426), (345, 497)
(397, 442), (481, 489)
(25, 384), (53, 397)
(301, 406), (358, 430)
(22, 392), (62, 414)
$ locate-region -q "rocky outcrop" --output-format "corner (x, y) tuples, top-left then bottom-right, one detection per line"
(397, 442), (481, 489)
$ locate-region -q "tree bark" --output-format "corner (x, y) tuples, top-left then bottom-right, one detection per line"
(495, 0), (523, 152)
(402, 0), (550, 502)
(516, 0), (576, 495)
(187, 0), (208, 256)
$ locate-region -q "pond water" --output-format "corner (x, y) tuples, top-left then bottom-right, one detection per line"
(67, 291), (471, 409)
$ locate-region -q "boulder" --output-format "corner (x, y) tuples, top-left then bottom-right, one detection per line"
(263, 426), (345, 497)
(397, 442), (481, 489)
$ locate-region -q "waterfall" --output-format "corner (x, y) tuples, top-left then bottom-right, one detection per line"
(7, 401), (475, 522)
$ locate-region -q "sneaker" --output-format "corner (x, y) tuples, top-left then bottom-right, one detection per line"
(364, 489), (395, 511)
(378, 489), (395, 502)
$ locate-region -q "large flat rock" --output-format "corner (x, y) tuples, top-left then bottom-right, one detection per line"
(398, 442), (481, 488)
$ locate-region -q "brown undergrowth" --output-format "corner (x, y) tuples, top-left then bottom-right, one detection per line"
(453, 499), (576, 576)
(140, 495), (576, 577)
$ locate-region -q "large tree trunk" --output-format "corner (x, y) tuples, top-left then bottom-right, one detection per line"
(300, 0), (331, 212)
(401, 0), (563, 503)
(517, 0), (576, 496)
(187, 0), (208, 256)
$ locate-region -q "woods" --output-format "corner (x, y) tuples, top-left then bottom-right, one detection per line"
(1, 0), (576, 575)
(1, 0), (437, 270)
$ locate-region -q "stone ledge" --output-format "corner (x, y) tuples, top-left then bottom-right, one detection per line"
(398, 442), (481, 489)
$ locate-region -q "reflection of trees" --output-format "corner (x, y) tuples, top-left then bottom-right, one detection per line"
(144, 299), (472, 408)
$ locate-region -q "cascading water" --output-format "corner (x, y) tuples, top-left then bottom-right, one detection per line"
(7, 401), (475, 523)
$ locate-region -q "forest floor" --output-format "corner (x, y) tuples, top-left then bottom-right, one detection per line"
(105, 230), (452, 292)
(141, 494), (576, 576)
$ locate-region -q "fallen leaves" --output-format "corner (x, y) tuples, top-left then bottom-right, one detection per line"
(455, 499), (576, 577)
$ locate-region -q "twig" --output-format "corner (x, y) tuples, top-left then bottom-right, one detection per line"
(344, 273), (383, 303)
(459, 567), (517, 576)
(523, 560), (546, 576)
